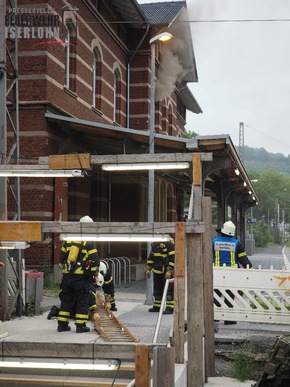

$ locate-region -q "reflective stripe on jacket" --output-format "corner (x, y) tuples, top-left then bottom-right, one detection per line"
(213, 236), (239, 268)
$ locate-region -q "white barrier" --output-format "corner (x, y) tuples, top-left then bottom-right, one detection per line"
(214, 266), (290, 324)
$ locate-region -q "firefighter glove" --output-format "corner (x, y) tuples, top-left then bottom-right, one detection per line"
(165, 267), (174, 280)
(145, 266), (152, 278)
(105, 295), (111, 311)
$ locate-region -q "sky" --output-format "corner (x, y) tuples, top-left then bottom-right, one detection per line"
(137, 0), (290, 156)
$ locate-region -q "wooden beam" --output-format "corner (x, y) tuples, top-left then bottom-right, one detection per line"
(38, 152), (213, 166)
(49, 153), (91, 170)
(0, 222), (42, 241)
(173, 222), (185, 363)
(41, 221), (205, 235)
(192, 153), (202, 186)
(187, 233), (205, 387)
(1, 342), (164, 361)
(153, 347), (175, 387)
(202, 197), (216, 378)
(0, 221), (205, 242)
(135, 345), (149, 387)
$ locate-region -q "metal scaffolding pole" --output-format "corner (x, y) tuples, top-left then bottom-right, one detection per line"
(0, 0), (24, 320)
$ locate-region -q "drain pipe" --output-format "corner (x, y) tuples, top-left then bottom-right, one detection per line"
(126, 23), (150, 128)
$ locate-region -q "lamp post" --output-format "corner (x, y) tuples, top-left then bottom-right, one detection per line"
(146, 32), (173, 305)
(148, 32), (173, 224)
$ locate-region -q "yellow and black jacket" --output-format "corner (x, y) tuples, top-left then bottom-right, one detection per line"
(147, 241), (175, 274)
(60, 240), (99, 276)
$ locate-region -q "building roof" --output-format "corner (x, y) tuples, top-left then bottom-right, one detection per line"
(177, 83), (202, 114)
(111, 0), (147, 27)
(139, 1), (185, 25)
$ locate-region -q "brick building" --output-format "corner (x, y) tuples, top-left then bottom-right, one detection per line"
(4, 0), (202, 275)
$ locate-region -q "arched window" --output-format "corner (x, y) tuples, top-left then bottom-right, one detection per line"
(64, 20), (77, 92)
(114, 68), (121, 124)
(168, 104), (173, 135)
(159, 181), (167, 221)
(161, 100), (167, 134)
(92, 47), (102, 110)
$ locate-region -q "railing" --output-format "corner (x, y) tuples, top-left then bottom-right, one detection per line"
(103, 257), (131, 286)
(214, 266), (290, 324)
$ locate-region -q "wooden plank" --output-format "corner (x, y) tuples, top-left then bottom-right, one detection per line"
(175, 222), (185, 277)
(1, 341), (163, 361)
(49, 154), (91, 170)
(187, 233), (205, 387)
(202, 197), (216, 378)
(153, 347), (175, 387)
(135, 345), (149, 387)
(39, 152), (212, 165)
(192, 153), (202, 186)
(41, 221), (205, 235)
(173, 222), (185, 363)
(173, 277), (185, 363)
(0, 222), (42, 241)
(193, 186), (202, 221)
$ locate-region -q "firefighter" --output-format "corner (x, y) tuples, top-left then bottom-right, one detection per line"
(99, 261), (117, 311)
(146, 238), (175, 314)
(57, 215), (100, 333)
(48, 261), (117, 319)
(88, 260), (117, 313)
(213, 220), (252, 325)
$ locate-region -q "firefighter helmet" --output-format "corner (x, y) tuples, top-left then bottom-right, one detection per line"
(221, 221), (236, 236)
(99, 261), (107, 276)
(79, 215), (93, 222)
(96, 273), (104, 287)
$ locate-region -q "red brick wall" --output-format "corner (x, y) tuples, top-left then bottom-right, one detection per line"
(7, 0), (190, 269)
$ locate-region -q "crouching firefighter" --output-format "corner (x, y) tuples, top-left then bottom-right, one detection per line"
(146, 238), (175, 315)
(57, 216), (100, 333)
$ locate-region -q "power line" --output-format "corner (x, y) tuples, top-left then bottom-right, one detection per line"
(244, 123), (290, 153)
(66, 18), (290, 25)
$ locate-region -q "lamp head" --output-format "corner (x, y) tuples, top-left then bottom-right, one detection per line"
(149, 32), (173, 45)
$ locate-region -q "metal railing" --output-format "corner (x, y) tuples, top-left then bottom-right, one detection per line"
(103, 257), (131, 286)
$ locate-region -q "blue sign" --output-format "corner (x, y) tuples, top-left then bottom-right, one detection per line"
(247, 218), (256, 224)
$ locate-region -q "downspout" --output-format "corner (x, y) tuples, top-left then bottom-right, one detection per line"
(126, 23), (150, 128)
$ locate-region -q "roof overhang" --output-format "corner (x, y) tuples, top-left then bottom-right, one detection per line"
(45, 113), (257, 205)
(45, 112), (188, 153)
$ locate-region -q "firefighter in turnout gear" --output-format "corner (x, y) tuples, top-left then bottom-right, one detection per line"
(88, 260), (117, 314)
(213, 220), (252, 325)
(146, 238), (175, 314)
(49, 261), (117, 321)
(57, 216), (100, 333)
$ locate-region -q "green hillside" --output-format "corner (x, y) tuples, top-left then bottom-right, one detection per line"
(239, 146), (290, 175)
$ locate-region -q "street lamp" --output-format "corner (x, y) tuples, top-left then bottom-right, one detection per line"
(148, 31), (173, 225)
(146, 31), (173, 304)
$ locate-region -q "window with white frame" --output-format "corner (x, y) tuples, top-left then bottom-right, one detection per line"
(64, 20), (77, 92)
(92, 48), (102, 110)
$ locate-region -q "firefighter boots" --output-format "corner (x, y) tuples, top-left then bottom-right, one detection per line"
(148, 306), (160, 312)
(57, 322), (71, 332)
(76, 324), (90, 333)
(47, 305), (60, 320)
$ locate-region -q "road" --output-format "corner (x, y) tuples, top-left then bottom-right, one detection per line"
(249, 244), (290, 270)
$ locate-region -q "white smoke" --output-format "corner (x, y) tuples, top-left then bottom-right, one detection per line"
(155, 46), (184, 102)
